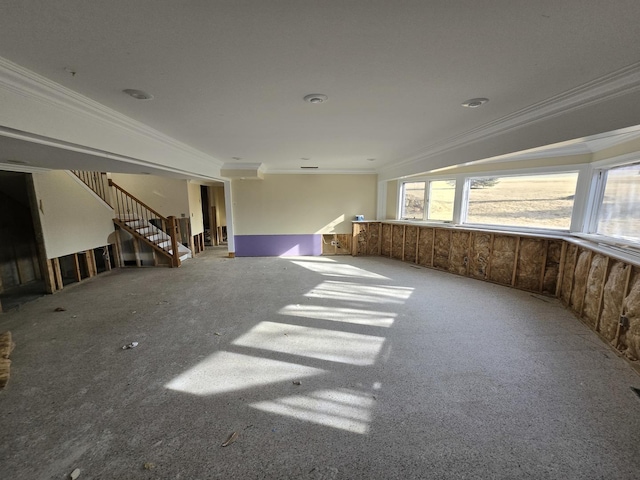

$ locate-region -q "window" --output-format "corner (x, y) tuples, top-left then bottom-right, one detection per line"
(401, 180), (455, 221)
(465, 172), (579, 230)
(401, 182), (425, 219)
(594, 162), (640, 242)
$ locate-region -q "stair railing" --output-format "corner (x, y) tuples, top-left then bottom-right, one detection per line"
(71, 170), (110, 206)
(109, 179), (181, 267)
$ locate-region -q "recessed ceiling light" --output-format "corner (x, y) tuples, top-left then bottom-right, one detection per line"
(123, 89), (154, 100)
(6, 159), (28, 165)
(232, 156), (242, 160)
(301, 166), (319, 169)
(300, 157), (310, 161)
(304, 94), (328, 104)
(367, 158), (376, 162)
(462, 98), (489, 108)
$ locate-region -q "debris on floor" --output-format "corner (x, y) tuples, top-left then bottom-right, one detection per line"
(292, 380), (302, 385)
(214, 332), (222, 336)
(69, 468), (81, 479)
(54, 307), (66, 312)
(0, 331), (15, 389)
(143, 462), (155, 470)
(122, 342), (139, 350)
(221, 431), (239, 447)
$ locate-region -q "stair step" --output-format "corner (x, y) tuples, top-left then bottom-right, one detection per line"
(157, 240), (171, 249)
(125, 220), (146, 229)
(136, 226), (159, 236)
(147, 233), (169, 243)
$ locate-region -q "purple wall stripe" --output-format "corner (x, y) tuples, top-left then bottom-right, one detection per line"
(235, 234), (322, 257)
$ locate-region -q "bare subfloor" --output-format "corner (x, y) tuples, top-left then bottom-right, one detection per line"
(1, 250), (639, 479)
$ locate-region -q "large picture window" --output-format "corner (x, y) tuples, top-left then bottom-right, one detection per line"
(465, 172), (579, 230)
(595, 162), (640, 241)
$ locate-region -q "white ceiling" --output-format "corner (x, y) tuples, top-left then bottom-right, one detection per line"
(1, 1), (640, 176)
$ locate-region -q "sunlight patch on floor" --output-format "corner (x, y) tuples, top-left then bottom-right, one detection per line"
(305, 281), (414, 304)
(164, 351), (325, 396)
(279, 304), (396, 327)
(290, 260), (389, 279)
(250, 388), (374, 434)
(232, 321), (385, 366)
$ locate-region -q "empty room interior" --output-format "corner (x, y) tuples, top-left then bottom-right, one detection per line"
(1, 2), (640, 479)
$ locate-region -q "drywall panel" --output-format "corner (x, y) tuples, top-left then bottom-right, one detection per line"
(110, 173), (190, 219)
(469, 232), (491, 280)
(232, 174), (376, 235)
(600, 261), (629, 342)
(582, 254), (607, 327)
(391, 225), (404, 260)
(404, 226), (418, 263)
(449, 231), (469, 276)
(433, 229), (451, 270)
(211, 185), (226, 226)
(515, 238), (545, 291)
(188, 182), (204, 235)
(381, 224), (392, 257)
(417, 227), (434, 267)
(33, 171), (114, 259)
(488, 235), (517, 285)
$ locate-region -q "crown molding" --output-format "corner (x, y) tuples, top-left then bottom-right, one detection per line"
(266, 168), (377, 175)
(0, 56), (223, 168)
(381, 61), (640, 176)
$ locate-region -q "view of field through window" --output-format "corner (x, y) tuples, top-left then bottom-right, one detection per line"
(466, 173), (578, 229)
(597, 163), (640, 241)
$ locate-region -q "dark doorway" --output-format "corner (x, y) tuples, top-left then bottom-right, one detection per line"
(0, 172), (45, 311)
(201, 185), (212, 246)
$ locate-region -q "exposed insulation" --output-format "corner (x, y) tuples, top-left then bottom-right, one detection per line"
(515, 238), (545, 291)
(335, 234), (351, 255)
(469, 233), (491, 280)
(433, 229), (451, 270)
(367, 223), (380, 256)
(488, 235), (516, 285)
(599, 261), (629, 342)
(404, 226), (418, 263)
(449, 231), (470, 276)
(542, 240), (562, 294)
(570, 249), (591, 313)
(582, 254), (607, 327)
(356, 223), (368, 256)
(381, 224), (392, 257)
(417, 227), (434, 267)
(391, 225), (404, 260)
(620, 268), (640, 361)
(0, 331), (14, 389)
(560, 243), (578, 304)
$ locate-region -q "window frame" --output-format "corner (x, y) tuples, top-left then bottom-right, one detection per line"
(398, 176), (457, 222)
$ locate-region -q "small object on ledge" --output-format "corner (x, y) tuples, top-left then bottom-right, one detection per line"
(355, 215), (364, 221)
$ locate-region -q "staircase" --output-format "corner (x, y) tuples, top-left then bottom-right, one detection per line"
(109, 180), (191, 267)
(70, 171), (191, 267)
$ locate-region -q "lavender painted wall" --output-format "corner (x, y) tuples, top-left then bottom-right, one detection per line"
(235, 234), (322, 257)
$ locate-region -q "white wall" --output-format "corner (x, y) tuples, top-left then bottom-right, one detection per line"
(232, 174), (377, 235)
(110, 173), (190, 219)
(188, 182), (204, 236)
(33, 171), (114, 259)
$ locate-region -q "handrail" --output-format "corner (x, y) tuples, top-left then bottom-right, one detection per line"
(71, 170), (110, 206)
(109, 180), (167, 222)
(108, 179), (181, 267)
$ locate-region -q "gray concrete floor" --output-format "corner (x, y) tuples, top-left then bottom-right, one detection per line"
(1, 249), (639, 479)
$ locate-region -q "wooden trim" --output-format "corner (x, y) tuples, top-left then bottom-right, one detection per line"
(539, 239), (549, 293)
(511, 236), (521, 287)
(594, 256), (610, 332)
(578, 251), (594, 316)
(85, 250), (96, 277)
(72, 254), (82, 282)
(228, 252), (235, 258)
(555, 241), (568, 298)
(52, 258), (63, 291)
